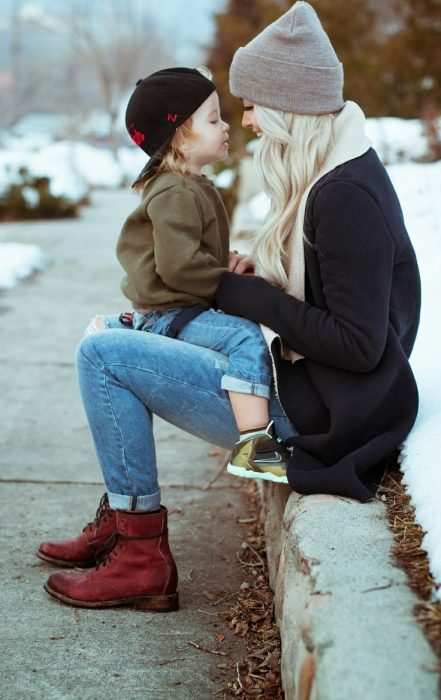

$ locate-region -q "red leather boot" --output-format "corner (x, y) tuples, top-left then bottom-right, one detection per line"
(43, 507), (179, 612)
(37, 494), (117, 567)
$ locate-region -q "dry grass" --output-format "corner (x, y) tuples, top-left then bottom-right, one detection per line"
(218, 481), (283, 698)
(379, 458), (441, 666)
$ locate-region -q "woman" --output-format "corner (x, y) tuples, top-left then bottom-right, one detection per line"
(38, 1), (420, 611)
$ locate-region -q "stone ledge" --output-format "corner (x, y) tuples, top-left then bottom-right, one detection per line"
(260, 483), (439, 700)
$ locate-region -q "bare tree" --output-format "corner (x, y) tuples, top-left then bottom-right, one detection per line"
(71, 0), (171, 158)
(8, 0), (23, 126)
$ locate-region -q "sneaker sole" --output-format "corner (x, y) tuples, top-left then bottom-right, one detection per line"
(227, 464), (288, 484)
(43, 583), (179, 612)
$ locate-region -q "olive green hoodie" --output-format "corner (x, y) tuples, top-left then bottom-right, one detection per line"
(116, 172), (230, 311)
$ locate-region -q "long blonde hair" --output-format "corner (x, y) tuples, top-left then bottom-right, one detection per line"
(252, 106), (335, 289)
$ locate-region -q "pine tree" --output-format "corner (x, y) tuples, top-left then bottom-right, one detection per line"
(206, 0), (291, 154)
(382, 0), (441, 114)
(311, 0), (381, 116)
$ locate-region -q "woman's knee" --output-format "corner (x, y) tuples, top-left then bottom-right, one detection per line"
(76, 328), (135, 372)
(76, 333), (104, 371)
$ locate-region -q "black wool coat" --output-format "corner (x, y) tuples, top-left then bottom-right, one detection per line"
(216, 149), (421, 502)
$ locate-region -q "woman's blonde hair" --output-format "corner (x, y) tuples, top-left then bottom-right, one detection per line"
(252, 106), (335, 289)
(133, 66), (213, 196)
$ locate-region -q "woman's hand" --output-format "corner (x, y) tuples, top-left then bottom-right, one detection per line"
(227, 250), (254, 275)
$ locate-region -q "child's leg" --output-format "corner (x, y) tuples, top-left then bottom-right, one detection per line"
(175, 309), (273, 404)
(174, 309), (272, 433)
(228, 392), (269, 432)
(173, 310), (289, 481)
(227, 391), (289, 483)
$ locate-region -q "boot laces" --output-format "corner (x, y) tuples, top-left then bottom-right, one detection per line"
(83, 493), (110, 534)
(94, 527), (168, 570)
(95, 532), (122, 570)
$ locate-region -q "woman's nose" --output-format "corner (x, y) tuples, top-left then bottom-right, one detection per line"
(241, 112), (251, 129)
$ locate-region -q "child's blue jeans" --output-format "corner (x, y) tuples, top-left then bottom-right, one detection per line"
(103, 308), (273, 399)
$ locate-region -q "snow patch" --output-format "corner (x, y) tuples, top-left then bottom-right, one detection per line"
(387, 161), (441, 599)
(0, 243), (47, 289)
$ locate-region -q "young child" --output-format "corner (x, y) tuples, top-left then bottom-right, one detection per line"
(87, 67), (290, 482)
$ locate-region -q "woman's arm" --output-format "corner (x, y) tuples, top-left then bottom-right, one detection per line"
(216, 181), (395, 373)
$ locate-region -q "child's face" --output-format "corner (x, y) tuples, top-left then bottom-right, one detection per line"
(241, 99), (261, 135)
(185, 92), (229, 173)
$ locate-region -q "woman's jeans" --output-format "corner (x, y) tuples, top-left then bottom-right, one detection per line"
(104, 308), (273, 399)
(76, 329), (297, 511)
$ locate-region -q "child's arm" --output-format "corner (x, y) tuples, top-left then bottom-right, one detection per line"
(147, 186), (228, 299)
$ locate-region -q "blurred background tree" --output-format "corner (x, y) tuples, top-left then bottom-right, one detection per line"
(379, 0), (441, 159)
(2, 0), (171, 137)
(311, 0), (380, 114)
(71, 0), (171, 159)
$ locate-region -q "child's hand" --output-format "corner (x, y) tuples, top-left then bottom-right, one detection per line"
(228, 250), (254, 275)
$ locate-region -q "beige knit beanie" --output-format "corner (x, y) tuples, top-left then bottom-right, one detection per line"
(229, 1), (344, 114)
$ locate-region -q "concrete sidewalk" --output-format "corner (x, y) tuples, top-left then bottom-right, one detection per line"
(0, 191), (249, 699)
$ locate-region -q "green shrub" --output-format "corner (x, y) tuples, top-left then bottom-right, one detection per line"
(0, 167), (79, 221)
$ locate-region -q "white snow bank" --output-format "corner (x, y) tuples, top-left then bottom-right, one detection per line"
(0, 242), (47, 289)
(0, 139), (147, 202)
(0, 144), (89, 203)
(388, 161), (441, 599)
(365, 117), (429, 164)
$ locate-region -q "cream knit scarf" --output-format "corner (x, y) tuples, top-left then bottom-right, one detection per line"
(260, 100), (372, 363)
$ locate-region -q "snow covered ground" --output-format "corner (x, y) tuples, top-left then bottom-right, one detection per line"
(0, 117), (440, 597)
(0, 242), (47, 289)
(388, 161), (441, 600)
(0, 135), (146, 202)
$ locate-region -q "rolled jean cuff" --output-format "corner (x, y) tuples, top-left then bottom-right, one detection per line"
(221, 375), (271, 399)
(107, 489), (161, 512)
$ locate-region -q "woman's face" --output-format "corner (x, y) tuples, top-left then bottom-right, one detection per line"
(241, 99), (261, 135)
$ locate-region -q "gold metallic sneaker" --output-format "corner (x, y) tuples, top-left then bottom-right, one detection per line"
(227, 423), (290, 483)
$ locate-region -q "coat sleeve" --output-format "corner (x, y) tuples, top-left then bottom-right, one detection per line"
(147, 186), (227, 299)
(216, 181), (395, 372)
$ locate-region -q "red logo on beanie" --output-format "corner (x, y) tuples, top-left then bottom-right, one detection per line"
(128, 122), (146, 146)
(167, 113), (178, 123)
